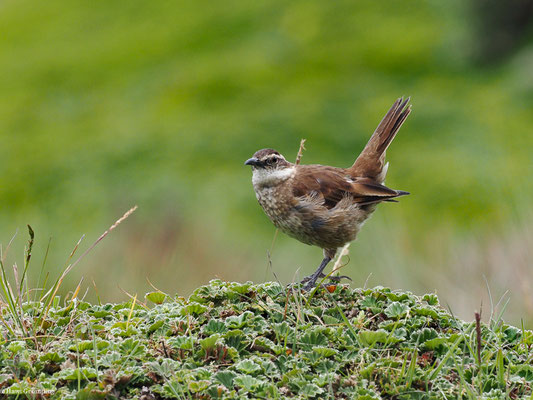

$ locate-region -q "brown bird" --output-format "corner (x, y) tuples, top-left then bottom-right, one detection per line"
(245, 97), (411, 290)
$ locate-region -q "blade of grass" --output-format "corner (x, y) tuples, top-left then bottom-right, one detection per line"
(91, 278), (101, 306)
(0, 258), (25, 334)
(38, 235), (85, 329)
(496, 348), (505, 388)
(119, 285), (149, 310)
(405, 350), (417, 389)
(264, 230), (280, 283)
(65, 206), (138, 279)
(40, 234), (85, 303)
(483, 275), (495, 324)
(12, 263), (22, 312)
(493, 296), (511, 330)
(34, 237), (52, 302)
(18, 225), (34, 305)
(70, 278), (84, 302)
(0, 306), (16, 337)
(1, 230), (19, 264)
(39, 272), (50, 303)
(126, 294), (137, 331)
(90, 324), (99, 384)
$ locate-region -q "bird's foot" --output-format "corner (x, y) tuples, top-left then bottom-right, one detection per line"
(300, 272), (352, 291)
(319, 273), (352, 283)
(302, 278), (318, 291)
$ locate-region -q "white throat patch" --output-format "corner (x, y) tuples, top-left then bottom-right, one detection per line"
(252, 167), (295, 187)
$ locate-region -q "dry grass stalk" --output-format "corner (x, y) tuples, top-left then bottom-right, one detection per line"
(40, 206), (138, 328)
(295, 138), (306, 165)
(331, 243), (350, 274)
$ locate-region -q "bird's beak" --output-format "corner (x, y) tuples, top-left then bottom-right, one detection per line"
(244, 157), (260, 166)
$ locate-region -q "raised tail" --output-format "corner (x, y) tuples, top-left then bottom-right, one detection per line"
(348, 97), (411, 181)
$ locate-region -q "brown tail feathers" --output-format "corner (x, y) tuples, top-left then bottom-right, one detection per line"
(349, 97), (411, 180)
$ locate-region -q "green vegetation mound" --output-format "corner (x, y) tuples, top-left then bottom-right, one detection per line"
(1, 280), (532, 399)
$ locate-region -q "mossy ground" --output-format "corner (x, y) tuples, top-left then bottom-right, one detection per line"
(1, 280), (532, 399)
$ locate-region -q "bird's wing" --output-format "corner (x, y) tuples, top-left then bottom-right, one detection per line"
(292, 166), (407, 209)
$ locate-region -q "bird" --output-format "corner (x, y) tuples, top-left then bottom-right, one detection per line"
(245, 97), (411, 290)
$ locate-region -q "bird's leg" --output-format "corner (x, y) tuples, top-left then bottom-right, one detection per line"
(302, 256), (332, 291)
(301, 248), (353, 290)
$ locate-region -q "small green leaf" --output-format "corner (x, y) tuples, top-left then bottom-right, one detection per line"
(91, 310), (112, 318)
(322, 314), (340, 324)
(214, 371), (237, 389)
(188, 380), (210, 393)
(228, 281), (251, 295)
(76, 387), (107, 400)
(411, 328), (438, 345)
(312, 346), (338, 358)
(147, 320), (165, 333)
(234, 375), (264, 390)
(224, 330), (248, 353)
(200, 334), (221, 351)
(260, 282), (284, 298)
(169, 336), (194, 350)
(413, 306), (439, 319)
(236, 359), (262, 375)
(162, 381), (185, 397)
(300, 328), (328, 349)
(423, 337), (447, 350)
(203, 319), (227, 334)
(58, 367), (98, 381)
(301, 383), (323, 397)
(360, 296), (380, 309)
(146, 291), (167, 304)
(181, 302), (207, 316)
(423, 293), (439, 305)
(40, 352), (65, 363)
(119, 338), (145, 358)
(226, 311), (253, 329)
(384, 302), (410, 319)
(7, 341), (25, 353)
(358, 330), (388, 346)
(69, 340), (94, 352)
(504, 326), (521, 343)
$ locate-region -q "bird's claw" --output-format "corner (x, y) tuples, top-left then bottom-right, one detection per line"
(324, 274), (352, 282)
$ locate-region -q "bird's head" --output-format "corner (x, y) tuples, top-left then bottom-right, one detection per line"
(245, 148), (294, 187)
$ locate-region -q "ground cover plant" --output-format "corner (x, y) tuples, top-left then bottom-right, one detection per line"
(2, 1), (533, 325)
(1, 277), (532, 399)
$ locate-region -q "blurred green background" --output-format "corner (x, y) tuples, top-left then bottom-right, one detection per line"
(1, 0), (532, 325)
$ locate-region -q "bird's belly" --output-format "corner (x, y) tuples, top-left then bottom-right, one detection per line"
(255, 187), (373, 249)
